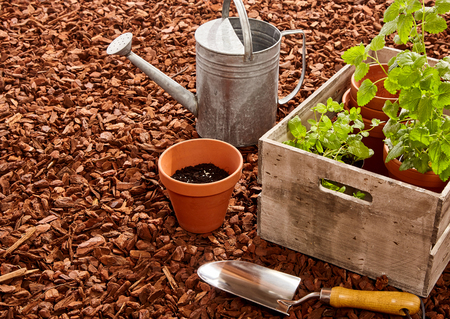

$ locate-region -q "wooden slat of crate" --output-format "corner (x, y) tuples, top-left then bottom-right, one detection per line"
(257, 47), (450, 297)
(429, 222), (450, 291)
(436, 194), (450, 243)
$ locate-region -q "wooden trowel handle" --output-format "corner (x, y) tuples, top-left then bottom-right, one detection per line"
(325, 287), (421, 315)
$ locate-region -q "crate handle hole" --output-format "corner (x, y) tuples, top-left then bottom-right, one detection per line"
(319, 178), (373, 203)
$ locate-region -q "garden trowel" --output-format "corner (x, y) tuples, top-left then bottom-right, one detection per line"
(197, 260), (421, 316)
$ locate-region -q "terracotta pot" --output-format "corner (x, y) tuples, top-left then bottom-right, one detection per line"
(383, 144), (448, 193)
(350, 64), (398, 111)
(361, 135), (389, 177)
(158, 138), (243, 233)
(343, 88), (385, 138)
(342, 89), (389, 176)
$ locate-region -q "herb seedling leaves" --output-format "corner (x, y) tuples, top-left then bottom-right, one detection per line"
(436, 82), (450, 106)
(396, 51), (426, 68)
(321, 179), (345, 193)
(370, 35), (386, 51)
(410, 126), (431, 146)
(393, 34), (404, 45)
(333, 122), (351, 141)
(285, 99), (376, 166)
(412, 152), (430, 173)
(383, 100), (400, 120)
(412, 36), (426, 53)
(440, 165), (450, 182)
(397, 14), (415, 44)
(420, 67), (440, 91)
(313, 103), (327, 114)
(322, 132), (341, 150)
(287, 115), (307, 139)
(435, 58), (450, 80)
(353, 191), (366, 199)
(384, 1), (400, 22)
(371, 118), (382, 127)
(442, 117), (450, 131)
(381, 18), (399, 36)
(383, 119), (402, 138)
(341, 43), (366, 66)
(430, 141), (450, 176)
(441, 138), (450, 157)
(384, 76), (400, 95)
(436, 0), (450, 14)
(399, 88), (421, 111)
(424, 11), (448, 34)
(357, 79), (378, 106)
(329, 99), (344, 112)
(406, 0), (423, 13)
(414, 6), (432, 22)
(348, 140), (372, 159)
(354, 62), (370, 82)
(399, 156), (415, 171)
(396, 65), (422, 87)
(319, 115), (333, 132)
(385, 140), (405, 163)
(315, 140), (324, 153)
(417, 95), (434, 122)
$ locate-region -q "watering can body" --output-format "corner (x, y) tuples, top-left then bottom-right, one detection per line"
(107, 0), (305, 147)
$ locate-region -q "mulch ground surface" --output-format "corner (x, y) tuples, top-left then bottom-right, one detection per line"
(1, 0), (450, 318)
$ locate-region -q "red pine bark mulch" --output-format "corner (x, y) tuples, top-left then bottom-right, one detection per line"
(1, 0), (450, 318)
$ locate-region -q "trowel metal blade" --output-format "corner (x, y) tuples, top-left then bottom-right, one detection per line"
(197, 260), (301, 315)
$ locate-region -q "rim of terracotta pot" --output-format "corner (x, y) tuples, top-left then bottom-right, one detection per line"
(382, 144), (448, 189)
(158, 138), (244, 197)
(350, 63), (398, 110)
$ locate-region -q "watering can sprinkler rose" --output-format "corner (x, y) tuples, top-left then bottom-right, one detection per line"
(107, 0), (306, 147)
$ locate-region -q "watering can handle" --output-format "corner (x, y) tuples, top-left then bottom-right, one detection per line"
(222, 0), (253, 61)
(278, 30), (307, 105)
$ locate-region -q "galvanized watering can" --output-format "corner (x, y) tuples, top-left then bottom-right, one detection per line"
(107, 0), (305, 147)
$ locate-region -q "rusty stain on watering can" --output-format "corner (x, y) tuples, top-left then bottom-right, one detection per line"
(106, 0), (306, 147)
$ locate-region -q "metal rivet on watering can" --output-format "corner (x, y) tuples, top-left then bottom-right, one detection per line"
(106, 0), (306, 147)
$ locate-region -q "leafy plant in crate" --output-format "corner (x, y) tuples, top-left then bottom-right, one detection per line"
(284, 98), (380, 198)
(342, 0), (450, 191)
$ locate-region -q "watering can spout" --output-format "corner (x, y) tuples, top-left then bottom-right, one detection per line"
(106, 33), (198, 117)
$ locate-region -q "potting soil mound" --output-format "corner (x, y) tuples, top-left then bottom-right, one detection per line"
(171, 163), (230, 183)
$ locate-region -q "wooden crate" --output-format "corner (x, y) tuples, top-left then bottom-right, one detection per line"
(257, 47), (450, 297)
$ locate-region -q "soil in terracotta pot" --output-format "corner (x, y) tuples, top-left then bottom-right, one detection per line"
(171, 163), (230, 183)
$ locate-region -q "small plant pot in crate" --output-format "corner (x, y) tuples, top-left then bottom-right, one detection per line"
(382, 144), (448, 193)
(158, 138), (243, 233)
(257, 47), (450, 297)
